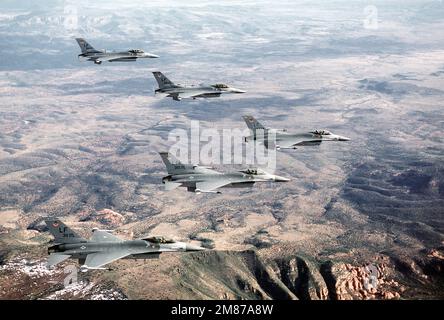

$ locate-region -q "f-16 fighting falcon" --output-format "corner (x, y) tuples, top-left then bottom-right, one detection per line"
(75, 38), (159, 64)
(159, 152), (290, 193)
(45, 219), (204, 271)
(152, 71), (246, 101)
(242, 115), (350, 150)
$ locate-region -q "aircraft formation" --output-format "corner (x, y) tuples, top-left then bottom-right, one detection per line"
(42, 37), (351, 270)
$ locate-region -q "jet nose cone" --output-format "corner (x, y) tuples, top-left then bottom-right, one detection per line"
(186, 244), (206, 251)
(231, 88), (246, 93)
(274, 175), (291, 182)
(146, 53), (159, 58)
(339, 136), (351, 141)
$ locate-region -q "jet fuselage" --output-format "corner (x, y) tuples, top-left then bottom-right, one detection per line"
(156, 85), (245, 99)
(49, 239), (202, 260)
(246, 130), (350, 149)
(163, 171), (290, 190)
(79, 50), (159, 64)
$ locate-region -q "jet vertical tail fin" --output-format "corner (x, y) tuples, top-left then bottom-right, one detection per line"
(75, 38), (100, 54)
(242, 116), (270, 142)
(159, 152), (183, 174)
(242, 116), (267, 132)
(152, 72), (178, 89)
(159, 152), (194, 175)
(45, 218), (87, 244)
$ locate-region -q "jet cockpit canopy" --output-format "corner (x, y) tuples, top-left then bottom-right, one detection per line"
(240, 168), (266, 175)
(129, 49), (145, 54)
(212, 83), (229, 89)
(311, 130), (331, 136)
(143, 236), (175, 244)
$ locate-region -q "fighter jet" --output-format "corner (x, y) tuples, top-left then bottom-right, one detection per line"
(152, 71), (245, 101)
(159, 152), (289, 193)
(75, 38), (159, 65)
(242, 116), (350, 150)
(45, 219), (204, 271)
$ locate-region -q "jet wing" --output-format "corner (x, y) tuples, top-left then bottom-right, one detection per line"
(91, 230), (122, 243)
(175, 91), (213, 100)
(276, 139), (322, 149)
(195, 180), (232, 193)
(89, 56), (116, 63)
(275, 140), (302, 149)
(94, 55), (137, 63)
(84, 250), (131, 269)
(47, 254), (71, 267)
(108, 57), (138, 62)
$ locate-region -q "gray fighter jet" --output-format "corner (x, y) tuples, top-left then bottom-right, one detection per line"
(45, 219), (204, 271)
(159, 152), (289, 193)
(242, 116), (350, 150)
(152, 71), (245, 101)
(75, 38), (159, 65)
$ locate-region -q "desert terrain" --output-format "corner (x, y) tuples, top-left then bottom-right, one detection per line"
(0, 0), (443, 299)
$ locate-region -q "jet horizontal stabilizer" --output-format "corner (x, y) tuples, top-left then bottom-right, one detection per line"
(47, 254), (71, 267)
(164, 181), (182, 191)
